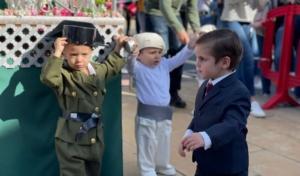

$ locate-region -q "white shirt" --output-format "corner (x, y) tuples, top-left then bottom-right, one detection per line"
(183, 71), (235, 150)
(198, 0), (211, 12)
(88, 63), (96, 75)
(126, 46), (195, 106)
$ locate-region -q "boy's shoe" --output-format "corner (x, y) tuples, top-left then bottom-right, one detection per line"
(170, 93), (186, 108)
(250, 101), (266, 118)
(156, 165), (176, 176)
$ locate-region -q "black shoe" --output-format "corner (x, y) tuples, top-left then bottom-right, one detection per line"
(170, 93), (186, 108)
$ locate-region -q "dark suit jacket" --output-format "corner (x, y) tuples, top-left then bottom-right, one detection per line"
(188, 72), (251, 175)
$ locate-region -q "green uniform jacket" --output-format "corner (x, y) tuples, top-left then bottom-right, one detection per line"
(40, 51), (126, 145)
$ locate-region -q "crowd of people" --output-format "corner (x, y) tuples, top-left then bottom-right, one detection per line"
(121, 0), (300, 118)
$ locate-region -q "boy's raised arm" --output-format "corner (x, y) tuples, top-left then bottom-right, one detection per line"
(98, 51), (126, 81)
(40, 54), (64, 91)
(40, 38), (67, 92)
(167, 33), (202, 71)
(126, 53), (138, 77)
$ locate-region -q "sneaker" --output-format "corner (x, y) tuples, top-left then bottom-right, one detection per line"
(254, 77), (262, 89)
(170, 92), (186, 108)
(250, 101), (266, 118)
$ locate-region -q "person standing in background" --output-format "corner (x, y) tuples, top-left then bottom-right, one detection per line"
(198, 0), (215, 25)
(136, 0), (146, 33)
(144, 0), (201, 108)
(219, 0), (266, 118)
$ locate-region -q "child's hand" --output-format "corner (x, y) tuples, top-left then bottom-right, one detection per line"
(54, 37), (67, 58)
(187, 32), (206, 50)
(181, 133), (205, 151)
(178, 143), (186, 157)
(114, 35), (129, 53)
(129, 37), (139, 55)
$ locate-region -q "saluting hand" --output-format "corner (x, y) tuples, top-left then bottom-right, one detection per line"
(54, 37), (68, 58)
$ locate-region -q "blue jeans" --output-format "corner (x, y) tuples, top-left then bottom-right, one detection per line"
(136, 11), (146, 33)
(274, 15), (300, 97)
(253, 33), (271, 95)
(220, 21), (255, 96)
(199, 14), (216, 26)
(210, 0), (224, 29)
(145, 14), (183, 94)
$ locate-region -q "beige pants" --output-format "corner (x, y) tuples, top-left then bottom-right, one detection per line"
(135, 116), (176, 176)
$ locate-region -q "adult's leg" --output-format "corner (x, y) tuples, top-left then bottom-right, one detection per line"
(136, 10), (140, 33)
(137, 11), (146, 32)
(168, 17), (187, 108)
(145, 14), (187, 108)
(145, 14), (170, 53)
(292, 15), (300, 98)
(256, 34), (271, 95)
(227, 22), (255, 96)
(225, 21), (265, 117)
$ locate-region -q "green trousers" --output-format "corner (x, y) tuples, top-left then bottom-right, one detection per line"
(55, 136), (104, 176)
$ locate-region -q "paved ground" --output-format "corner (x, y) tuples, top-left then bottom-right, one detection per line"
(120, 19), (300, 176)
(121, 75), (300, 176)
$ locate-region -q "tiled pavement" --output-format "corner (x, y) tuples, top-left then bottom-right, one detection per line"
(121, 75), (300, 176)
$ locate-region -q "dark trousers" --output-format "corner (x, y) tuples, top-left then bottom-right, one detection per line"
(195, 168), (248, 176)
(145, 14), (184, 95)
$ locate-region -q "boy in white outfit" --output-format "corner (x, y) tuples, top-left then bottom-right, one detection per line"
(126, 32), (201, 176)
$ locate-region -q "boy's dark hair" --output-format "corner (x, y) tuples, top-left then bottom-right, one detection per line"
(196, 29), (243, 70)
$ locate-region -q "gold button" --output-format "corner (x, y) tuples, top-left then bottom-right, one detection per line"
(93, 91), (98, 96)
(95, 107), (99, 112)
(91, 138), (96, 144)
(72, 92), (77, 97)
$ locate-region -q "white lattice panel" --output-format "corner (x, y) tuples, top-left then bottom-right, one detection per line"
(0, 16), (125, 68)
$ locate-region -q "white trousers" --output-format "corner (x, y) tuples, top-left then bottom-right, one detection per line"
(135, 116), (176, 176)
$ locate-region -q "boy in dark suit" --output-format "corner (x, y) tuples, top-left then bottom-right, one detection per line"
(178, 29), (251, 176)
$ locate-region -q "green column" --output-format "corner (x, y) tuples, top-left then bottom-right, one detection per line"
(0, 68), (123, 176)
(0, 0), (6, 9)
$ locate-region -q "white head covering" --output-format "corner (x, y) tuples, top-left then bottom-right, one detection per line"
(133, 32), (167, 54)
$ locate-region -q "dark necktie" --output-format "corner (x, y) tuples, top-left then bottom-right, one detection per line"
(206, 83), (213, 94)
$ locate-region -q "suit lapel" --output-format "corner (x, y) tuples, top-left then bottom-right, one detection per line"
(198, 85), (220, 109)
(198, 72), (238, 110)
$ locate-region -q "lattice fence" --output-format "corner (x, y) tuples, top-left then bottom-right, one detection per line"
(0, 16), (124, 68)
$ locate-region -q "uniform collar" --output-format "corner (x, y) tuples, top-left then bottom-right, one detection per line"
(63, 60), (96, 76)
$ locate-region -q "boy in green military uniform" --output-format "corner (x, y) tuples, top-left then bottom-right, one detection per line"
(40, 21), (138, 176)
